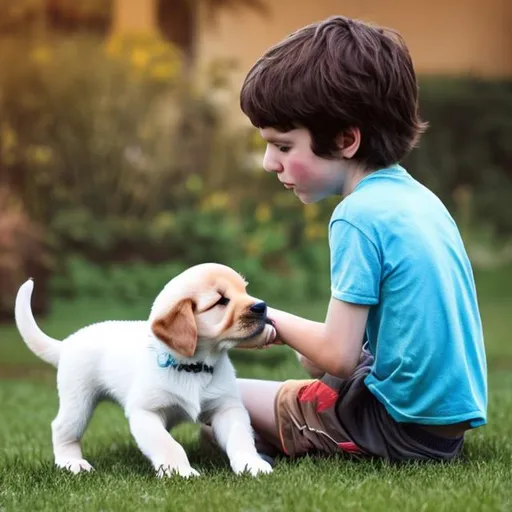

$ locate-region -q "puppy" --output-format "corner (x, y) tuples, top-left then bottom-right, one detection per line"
(14, 263), (276, 478)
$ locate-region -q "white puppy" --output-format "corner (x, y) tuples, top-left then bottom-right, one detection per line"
(14, 263), (276, 478)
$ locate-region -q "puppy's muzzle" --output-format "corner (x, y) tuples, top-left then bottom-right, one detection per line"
(252, 302), (275, 327)
(239, 301), (271, 338)
(249, 301), (267, 317)
(247, 301), (273, 329)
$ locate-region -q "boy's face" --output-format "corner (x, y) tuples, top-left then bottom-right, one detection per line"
(259, 127), (347, 203)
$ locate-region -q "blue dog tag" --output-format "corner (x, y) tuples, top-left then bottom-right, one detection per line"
(157, 352), (177, 368)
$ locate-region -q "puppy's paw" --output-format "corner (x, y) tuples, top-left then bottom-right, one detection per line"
(156, 464), (200, 479)
(56, 458), (94, 474)
(231, 453), (273, 476)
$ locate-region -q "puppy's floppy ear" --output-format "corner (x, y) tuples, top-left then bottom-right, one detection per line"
(151, 299), (197, 357)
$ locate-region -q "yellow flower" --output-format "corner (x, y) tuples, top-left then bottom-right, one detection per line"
(245, 238), (260, 257)
(131, 49), (149, 69)
(31, 46), (52, 65)
(185, 174), (203, 193)
(305, 223), (325, 240)
(200, 192), (231, 212)
(304, 203), (319, 221)
(151, 39), (172, 57)
(1, 123), (17, 154)
(105, 37), (123, 57)
(209, 192), (229, 210)
(150, 63), (177, 81)
(153, 212), (175, 231)
(255, 204), (271, 223)
(26, 145), (53, 165)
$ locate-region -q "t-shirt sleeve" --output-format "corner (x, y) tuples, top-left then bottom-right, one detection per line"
(329, 219), (381, 305)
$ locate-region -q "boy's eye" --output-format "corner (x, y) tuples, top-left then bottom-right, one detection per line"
(277, 145), (291, 153)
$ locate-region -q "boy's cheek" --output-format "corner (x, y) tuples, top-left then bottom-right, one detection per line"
(287, 159), (311, 181)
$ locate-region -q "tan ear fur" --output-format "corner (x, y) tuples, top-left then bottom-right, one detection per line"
(151, 299), (197, 357)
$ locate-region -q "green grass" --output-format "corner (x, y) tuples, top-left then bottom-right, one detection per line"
(1, 268), (512, 511)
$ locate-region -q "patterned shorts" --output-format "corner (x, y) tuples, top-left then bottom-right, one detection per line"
(270, 350), (465, 462)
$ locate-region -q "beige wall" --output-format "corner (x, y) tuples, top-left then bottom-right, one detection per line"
(194, 0), (511, 124)
(111, 0), (156, 33)
(112, 0), (511, 124)
(197, 0), (512, 81)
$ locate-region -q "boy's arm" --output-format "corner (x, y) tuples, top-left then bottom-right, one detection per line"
(268, 298), (368, 379)
(295, 351), (326, 378)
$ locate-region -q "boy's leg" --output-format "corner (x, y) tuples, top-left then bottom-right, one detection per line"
(199, 379), (283, 462)
(238, 377), (346, 458)
(236, 379), (282, 447)
(202, 374), (363, 460)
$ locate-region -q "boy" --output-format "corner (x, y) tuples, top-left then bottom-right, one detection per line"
(236, 16), (487, 462)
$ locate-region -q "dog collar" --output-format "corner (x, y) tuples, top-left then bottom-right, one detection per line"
(156, 352), (214, 374)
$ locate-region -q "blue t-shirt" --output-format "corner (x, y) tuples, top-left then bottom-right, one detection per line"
(329, 165), (487, 426)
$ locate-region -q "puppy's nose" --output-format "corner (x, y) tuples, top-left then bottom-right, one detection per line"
(250, 301), (267, 316)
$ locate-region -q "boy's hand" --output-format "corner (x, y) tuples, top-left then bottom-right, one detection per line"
(262, 337), (285, 348)
(264, 301), (368, 379)
(236, 317), (283, 350)
(260, 318), (284, 348)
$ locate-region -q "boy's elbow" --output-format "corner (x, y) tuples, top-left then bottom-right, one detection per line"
(297, 353), (325, 378)
(322, 338), (362, 379)
(325, 359), (358, 380)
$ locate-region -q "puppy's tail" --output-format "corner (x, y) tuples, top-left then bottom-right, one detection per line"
(14, 279), (61, 368)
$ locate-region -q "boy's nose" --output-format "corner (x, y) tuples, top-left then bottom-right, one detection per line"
(262, 148), (283, 173)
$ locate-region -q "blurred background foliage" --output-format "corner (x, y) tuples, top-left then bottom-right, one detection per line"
(0, 0), (511, 321)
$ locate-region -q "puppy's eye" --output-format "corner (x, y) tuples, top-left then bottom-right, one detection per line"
(215, 296), (230, 307)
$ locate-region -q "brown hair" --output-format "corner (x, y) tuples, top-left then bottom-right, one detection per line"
(240, 16), (427, 169)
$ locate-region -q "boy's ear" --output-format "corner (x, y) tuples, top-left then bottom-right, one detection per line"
(336, 127), (361, 159)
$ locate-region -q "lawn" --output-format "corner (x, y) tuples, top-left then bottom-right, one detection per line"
(1, 267), (511, 511)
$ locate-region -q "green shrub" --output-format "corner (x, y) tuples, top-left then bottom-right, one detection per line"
(49, 254), (330, 306)
(405, 76), (512, 236)
(1, 34), (511, 305)
(0, 186), (53, 320)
